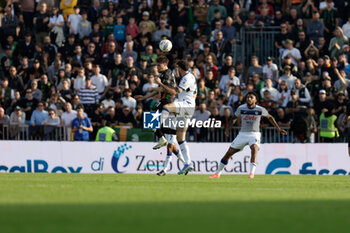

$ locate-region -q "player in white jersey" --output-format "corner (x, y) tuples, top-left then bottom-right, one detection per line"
(155, 60), (197, 175)
(210, 92), (287, 179)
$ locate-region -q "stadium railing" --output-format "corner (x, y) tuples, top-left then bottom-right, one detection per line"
(1, 124), (347, 143)
(0, 125), (69, 141)
(232, 26), (281, 66)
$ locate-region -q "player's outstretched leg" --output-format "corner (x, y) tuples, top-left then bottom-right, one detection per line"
(248, 144), (259, 179)
(210, 147), (240, 178)
(157, 152), (172, 176)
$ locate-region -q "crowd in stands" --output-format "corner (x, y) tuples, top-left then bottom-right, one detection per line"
(1, 0), (350, 142)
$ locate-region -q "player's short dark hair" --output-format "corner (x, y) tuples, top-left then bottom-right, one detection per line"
(156, 56), (169, 65)
(245, 91), (259, 102)
(177, 60), (189, 71)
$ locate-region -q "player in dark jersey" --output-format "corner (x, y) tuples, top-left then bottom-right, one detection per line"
(135, 56), (177, 149)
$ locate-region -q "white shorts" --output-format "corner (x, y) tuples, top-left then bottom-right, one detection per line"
(174, 99), (195, 120)
(165, 133), (177, 145)
(230, 132), (261, 150)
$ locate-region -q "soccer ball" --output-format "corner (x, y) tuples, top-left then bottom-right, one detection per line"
(159, 39), (172, 52)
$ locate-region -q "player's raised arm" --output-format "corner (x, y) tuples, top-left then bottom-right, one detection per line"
(134, 87), (163, 101)
(266, 114), (287, 135)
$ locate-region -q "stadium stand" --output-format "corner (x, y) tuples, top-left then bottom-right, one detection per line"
(1, 0), (350, 143)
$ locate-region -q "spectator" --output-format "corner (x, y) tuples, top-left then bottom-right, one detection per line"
(314, 89), (331, 118)
(307, 11), (324, 46)
(29, 101), (48, 138)
(1, 6), (18, 46)
(126, 17), (139, 40)
(91, 64), (109, 99)
(211, 31), (231, 66)
(275, 107), (291, 128)
(201, 55), (218, 80)
(280, 65), (298, 90)
(48, 7), (65, 47)
(139, 11), (156, 36)
(101, 92), (116, 110)
(78, 11), (92, 39)
(113, 16), (126, 43)
(318, 74), (337, 101)
(0, 78), (14, 114)
(153, 20), (171, 43)
(31, 81), (42, 102)
(0, 107), (10, 130)
(260, 78), (279, 102)
(9, 106), (26, 139)
(262, 57), (279, 82)
(275, 23), (293, 53)
(293, 78), (312, 107)
(286, 90), (302, 121)
(16, 32), (35, 60)
(33, 3), (50, 44)
(207, 0), (227, 23)
(277, 80), (291, 108)
(321, 0), (339, 42)
(68, 6), (82, 36)
(21, 0), (35, 29)
(196, 43), (218, 67)
(77, 77), (99, 114)
(60, 0), (77, 21)
(220, 55), (233, 76)
(74, 68), (86, 92)
(197, 79), (210, 103)
(260, 90), (277, 121)
(281, 39), (302, 66)
(71, 105), (92, 141)
(8, 66), (24, 93)
(255, 8), (273, 27)
(193, 103), (211, 141)
(122, 43), (138, 63)
(121, 89), (137, 111)
(342, 15), (350, 38)
(221, 17), (236, 43)
(43, 109), (60, 140)
(328, 27), (348, 58)
(118, 106), (136, 127)
(219, 66), (239, 95)
(142, 73), (158, 96)
(247, 56), (263, 78)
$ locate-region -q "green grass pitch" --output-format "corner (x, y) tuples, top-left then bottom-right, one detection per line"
(0, 174), (349, 233)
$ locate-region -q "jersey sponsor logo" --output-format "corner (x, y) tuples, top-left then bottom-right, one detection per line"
(243, 115), (258, 121)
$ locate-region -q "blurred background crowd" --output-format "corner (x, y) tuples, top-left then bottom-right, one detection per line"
(1, 0), (350, 142)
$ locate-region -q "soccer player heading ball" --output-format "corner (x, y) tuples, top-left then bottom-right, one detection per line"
(210, 92), (287, 179)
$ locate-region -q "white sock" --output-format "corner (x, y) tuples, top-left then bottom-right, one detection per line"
(250, 163), (257, 174)
(163, 153), (172, 172)
(179, 141), (191, 164)
(174, 149), (185, 164)
(217, 159), (228, 176)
